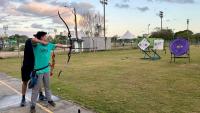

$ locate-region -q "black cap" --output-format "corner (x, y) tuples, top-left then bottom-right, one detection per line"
(33, 31), (47, 39)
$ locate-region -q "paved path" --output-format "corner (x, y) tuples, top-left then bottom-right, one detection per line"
(0, 51), (23, 58)
(0, 73), (95, 113)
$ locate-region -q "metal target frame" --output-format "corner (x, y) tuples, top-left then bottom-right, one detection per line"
(138, 38), (164, 60)
(169, 38), (190, 63)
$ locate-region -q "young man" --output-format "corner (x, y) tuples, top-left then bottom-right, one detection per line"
(21, 38), (47, 107)
(30, 31), (71, 113)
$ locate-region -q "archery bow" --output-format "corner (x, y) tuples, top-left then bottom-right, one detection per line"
(58, 11), (72, 63)
(58, 11), (72, 77)
(50, 51), (55, 76)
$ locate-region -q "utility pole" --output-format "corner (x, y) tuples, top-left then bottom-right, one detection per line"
(64, 5), (79, 40)
(64, 5), (79, 51)
(73, 8), (78, 40)
(159, 11), (163, 31)
(100, 0), (108, 50)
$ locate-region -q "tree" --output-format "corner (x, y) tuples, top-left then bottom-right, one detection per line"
(19, 35), (29, 43)
(191, 33), (200, 44)
(53, 35), (67, 44)
(7, 34), (28, 56)
(0, 38), (3, 50)
(9, 34), (28, 44)
(150, 29), (173, 41)
(94, 24), (102, 37)
(47, 35), (53, 42)
(174, 30), (193, 39)
(79, 11), (104, 37)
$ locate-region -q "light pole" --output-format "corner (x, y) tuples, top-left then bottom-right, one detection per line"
(187, 19), (189, 41)
(100, 0), (108, 50)
(187, 19), (190, 62)
(54, 29), (57, 38)
(172, 29), (175, 39)
(159, 11), (166, 53)
(148, 24), (150, 35)
(1, 15), (9, 37)
(3, 25), (8, 37)
(0, 15), (9, 50)
(159, 11), (163, 31)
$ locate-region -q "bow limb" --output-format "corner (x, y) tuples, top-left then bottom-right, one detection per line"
(58, 11), (72, 64)
(50, 50), (55, 76)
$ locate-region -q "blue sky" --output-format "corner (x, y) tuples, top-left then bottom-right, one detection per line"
(0, 0), (199, 37)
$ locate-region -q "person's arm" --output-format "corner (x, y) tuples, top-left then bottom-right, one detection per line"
(55, 43), (71, 48)
(32, 38), (48, 45)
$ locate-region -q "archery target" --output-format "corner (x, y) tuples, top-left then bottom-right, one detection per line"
(138, 38), (150, 50)
(170, 38), (189, 56)
(153, 39), (164, 50)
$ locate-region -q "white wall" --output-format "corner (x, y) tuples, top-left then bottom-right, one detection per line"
(82, 37), (111, 51)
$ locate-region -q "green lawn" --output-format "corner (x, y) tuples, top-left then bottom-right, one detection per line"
(0, 46), (200, 113)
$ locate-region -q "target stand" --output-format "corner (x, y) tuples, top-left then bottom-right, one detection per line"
(141, 47), (151, 59)
(142, 48), (161, 60)
(169, 38), (190, 63)
(138, 38), (164, 60)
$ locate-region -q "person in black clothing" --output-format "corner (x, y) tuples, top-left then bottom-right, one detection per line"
(20, 38), (46, 107)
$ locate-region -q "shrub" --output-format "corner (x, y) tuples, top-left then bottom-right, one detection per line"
(19, 45), (25, 51)
(3, 47), (15, 51)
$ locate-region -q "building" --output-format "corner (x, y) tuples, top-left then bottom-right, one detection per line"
(80, 37), (111, 51)
(63, 30), (111, 52)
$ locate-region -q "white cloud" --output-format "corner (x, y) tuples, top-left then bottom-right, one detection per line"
(148, 0), (195, 4)
(0, 0), (9, 7)
(0, 1), (87, 35)
(31, 23), (44, 29)
(115, 3), (130, 9)
(137, 6), (149, 12)
(70, 2), (94, 15)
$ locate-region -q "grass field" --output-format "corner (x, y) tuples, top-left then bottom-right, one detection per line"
(0, 46), (200, 113)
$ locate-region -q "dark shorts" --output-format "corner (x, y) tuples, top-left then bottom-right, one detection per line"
(21, 66), (33, 82)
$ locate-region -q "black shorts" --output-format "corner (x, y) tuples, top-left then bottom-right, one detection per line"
(21, 66), (33, 82)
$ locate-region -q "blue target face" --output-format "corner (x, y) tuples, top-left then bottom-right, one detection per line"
(170, 38), (189, 56)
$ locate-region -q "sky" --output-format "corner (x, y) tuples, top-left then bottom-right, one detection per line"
(0, 0), (200, 37)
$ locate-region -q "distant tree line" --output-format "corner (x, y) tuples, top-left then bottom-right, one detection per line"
(149, 29), (200, 44)
(0, 34), (69, 51)
(110, 29), (200, 48)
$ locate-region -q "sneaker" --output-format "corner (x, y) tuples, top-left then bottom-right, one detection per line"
(20, 98), (26, 107)
(39, 93), (46, 101)
(48, 101), (56, 107)
(30, 105), (36, 113)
